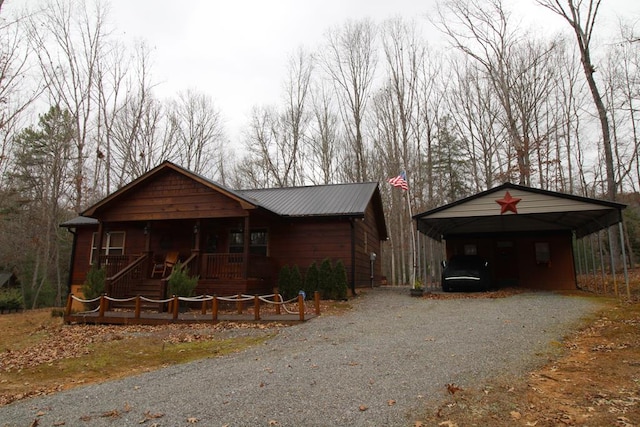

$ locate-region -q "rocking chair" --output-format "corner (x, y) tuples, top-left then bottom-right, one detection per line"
(151, 251), (179, 278)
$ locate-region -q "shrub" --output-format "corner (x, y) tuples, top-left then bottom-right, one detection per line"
(277, 265), (294, 300)
(290, 265), (303, 298)
(331, 260), (348, 300)
(81, 265), (106, 309)
(318, 258), (333, 299)
(167, 262), (198, 297)
(0, 288), (23, 312)
(304, 261), (320, 298)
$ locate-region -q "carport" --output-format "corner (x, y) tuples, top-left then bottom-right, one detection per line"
(414, 183), (628, 295)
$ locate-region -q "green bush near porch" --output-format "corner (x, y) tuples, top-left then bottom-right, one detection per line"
(277, 258), (348, 301)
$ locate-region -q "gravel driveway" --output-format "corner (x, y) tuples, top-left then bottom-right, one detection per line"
(0, 288), (602, 427)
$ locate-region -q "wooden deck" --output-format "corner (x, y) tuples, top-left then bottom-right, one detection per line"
(64, 292), (321, 325)
(65, 310), (316, 325)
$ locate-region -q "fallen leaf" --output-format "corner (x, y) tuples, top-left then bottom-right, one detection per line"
(510, 411), (521, 420)
(187, 417), (199, 423)
(388, 399), (396, 406)
(359, 405), (368, 411)
(29, 419), (39, 427)
(101, 409), (120, 418)
(414, 422), (424, 427)
(268, 420), (279, 426)
(446, 383), (462, 394)
(438, 421), (458, 427)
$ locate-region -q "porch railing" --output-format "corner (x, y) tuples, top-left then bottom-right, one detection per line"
(98, 254), (136, 277)
(105, 253), (148, 298)
(201, 253), (274, 280)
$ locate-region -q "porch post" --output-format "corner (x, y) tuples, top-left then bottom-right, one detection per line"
(243, 215), (250, 280)
(96, 221), (105, 268)
(192, 219), (201, 276)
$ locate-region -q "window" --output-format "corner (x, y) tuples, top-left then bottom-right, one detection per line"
(229, 229), (268, 256)
(90, 232), (126, 264)
(535, 242), (550, 264)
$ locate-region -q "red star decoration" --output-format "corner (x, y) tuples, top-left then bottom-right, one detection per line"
(496, 191), (521, 214)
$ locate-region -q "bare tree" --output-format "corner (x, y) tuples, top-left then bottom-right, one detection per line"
(167, 89), (225, 177)
(321, 19), (378, 182)
(0, 5), (42, 185)
(436, 0), (558, 187)
(307, 79), (340, 185)
(536, 0), (616, 199)
(27, 0), (110, 211)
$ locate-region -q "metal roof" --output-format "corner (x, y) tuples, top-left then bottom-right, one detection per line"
(414, 183), (626, 241)
(60, 216), (99, 227)
(239, 182), (380, 217)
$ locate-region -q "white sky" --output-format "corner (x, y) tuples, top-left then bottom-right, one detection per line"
(9, 0), (640, 145)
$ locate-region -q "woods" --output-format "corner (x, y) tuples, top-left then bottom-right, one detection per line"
(0, 0), (639, 306)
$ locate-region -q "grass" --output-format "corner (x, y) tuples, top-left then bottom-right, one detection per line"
(0, 310), (277, 405)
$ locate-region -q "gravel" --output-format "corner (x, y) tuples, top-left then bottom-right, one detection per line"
(0, 287), (602, 427)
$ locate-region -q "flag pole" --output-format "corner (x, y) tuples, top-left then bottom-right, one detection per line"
(387, 170), (417, 288)
(405, 185), (416, 288)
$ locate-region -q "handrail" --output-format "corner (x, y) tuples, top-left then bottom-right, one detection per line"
(182, 252), (198, 275)
(105, 253), (148, 297)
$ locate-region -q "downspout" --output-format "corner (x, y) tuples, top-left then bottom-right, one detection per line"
(350, 218), (356, 296)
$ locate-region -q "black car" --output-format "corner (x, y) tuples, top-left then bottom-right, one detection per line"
(441, 255), (491, 292)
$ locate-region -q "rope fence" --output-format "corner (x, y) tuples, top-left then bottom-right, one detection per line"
(65, 291), (321, 323)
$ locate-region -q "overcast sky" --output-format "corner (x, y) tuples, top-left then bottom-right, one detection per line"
(12, 0), (640, 145)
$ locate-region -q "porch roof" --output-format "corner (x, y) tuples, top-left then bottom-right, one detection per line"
(414, 183), (626, 241)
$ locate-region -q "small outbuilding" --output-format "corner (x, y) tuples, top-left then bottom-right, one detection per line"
(414, 183), (627, 290)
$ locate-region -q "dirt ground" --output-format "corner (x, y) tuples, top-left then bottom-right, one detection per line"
(417, 282), (640, 426)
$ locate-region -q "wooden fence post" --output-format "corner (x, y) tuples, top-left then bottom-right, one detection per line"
(65, 294), (73, 317)
(254, 295), (260, 321)
(201, 299), (207, 315)
(135, 295), (141, 319)
(99, 294), (106, 318)
(236, 295), (243, 314)
(275, 293), (281, 315)
(212, 296), (218, 321)
(314, 291), (321, 315)
(172, 295), (179, 320)
(298, 294), (304, 321)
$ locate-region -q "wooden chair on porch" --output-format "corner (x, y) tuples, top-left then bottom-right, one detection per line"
(151, 251), (179, 278)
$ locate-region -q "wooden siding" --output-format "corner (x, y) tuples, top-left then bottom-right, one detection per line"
(97, 170), (248, 222)
(268, 219), (352, 275)
(428, 188), (612, 219)
(353, 202), (383, 287)
(445, 232), (576, 290)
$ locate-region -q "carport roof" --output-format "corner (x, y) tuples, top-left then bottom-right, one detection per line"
(414, 183), (626, 241)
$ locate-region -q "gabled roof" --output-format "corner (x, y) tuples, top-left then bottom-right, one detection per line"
(64, 161), (387, 238)
(414, 182), (626, 240)
(81, 161), (258, 217)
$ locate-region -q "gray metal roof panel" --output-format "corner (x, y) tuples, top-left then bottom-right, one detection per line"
(238, 182), (379, 217)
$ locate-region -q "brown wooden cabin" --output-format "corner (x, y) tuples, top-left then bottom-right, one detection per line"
(61, 161), (388, 305)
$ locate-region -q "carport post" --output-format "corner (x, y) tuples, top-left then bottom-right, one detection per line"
(589, 235), (598, 292)
(619, 221), (630, 299)
(582, 237), (590, 289)
(607, 227), (618, 296)
(598, 231), (607, 293)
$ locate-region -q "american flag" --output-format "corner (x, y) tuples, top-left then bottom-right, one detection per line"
(388, 171), (409, 191)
